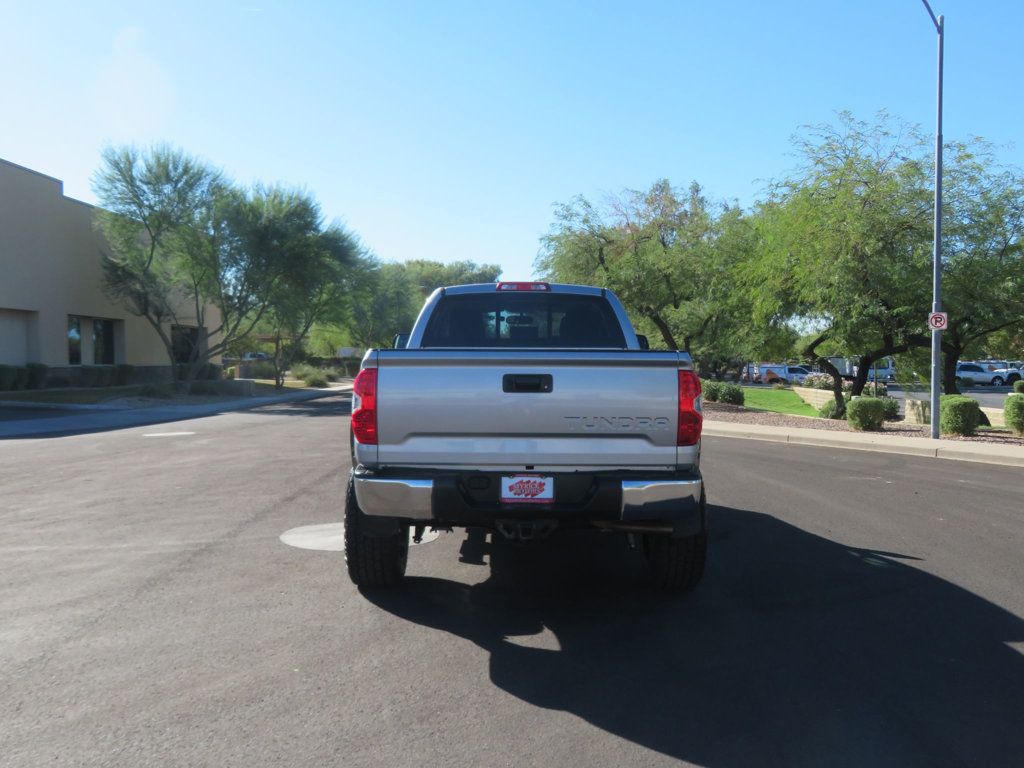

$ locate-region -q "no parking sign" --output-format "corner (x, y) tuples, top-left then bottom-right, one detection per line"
(928, 312), (948, 331)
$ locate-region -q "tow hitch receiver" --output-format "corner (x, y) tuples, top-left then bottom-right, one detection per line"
(495, 520), (557, 541)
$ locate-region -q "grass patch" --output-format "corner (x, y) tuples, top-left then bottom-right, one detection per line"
(740, 386), (819, 417)
(0, 385), (151, 404)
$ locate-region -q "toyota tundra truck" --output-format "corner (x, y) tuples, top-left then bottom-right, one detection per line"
(344, 281), (706, 592)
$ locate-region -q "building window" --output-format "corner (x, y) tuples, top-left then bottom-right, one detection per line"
(93, 319), (115, 365)
(68, 316), (82, 365)
(172, 326), (200, 364)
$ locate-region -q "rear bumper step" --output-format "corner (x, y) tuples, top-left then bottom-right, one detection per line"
(352, 468), (704, 537)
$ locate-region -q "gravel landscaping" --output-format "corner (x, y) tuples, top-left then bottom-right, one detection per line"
(703, 402), (1024, 447)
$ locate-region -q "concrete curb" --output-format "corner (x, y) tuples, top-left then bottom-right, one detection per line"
(0, 399), (126, 411)
(0, 386), (352, 439)
(703, 420), (1024, 468)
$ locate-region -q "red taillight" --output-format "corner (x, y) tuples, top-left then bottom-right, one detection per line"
(496, 282), (550, 292)
(677, 370), (702, 446)
(352, 368), (378, 445)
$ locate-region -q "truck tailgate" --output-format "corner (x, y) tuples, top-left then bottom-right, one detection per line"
(372, 350), (687, 469)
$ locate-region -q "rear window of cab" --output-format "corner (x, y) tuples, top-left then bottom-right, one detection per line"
(421, 293), (627, 348)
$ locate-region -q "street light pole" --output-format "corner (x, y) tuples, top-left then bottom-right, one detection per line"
(922, 0), (943, 439)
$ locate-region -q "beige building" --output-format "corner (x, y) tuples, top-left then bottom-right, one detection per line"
(0, 158), (219, 383)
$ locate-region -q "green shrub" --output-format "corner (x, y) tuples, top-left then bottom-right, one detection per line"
(245, 360), (276, 379)
(818, 399), (845, 419)
(303, 373), (329, 388)
(26, 363), (48, 389)
(97, 366), (117, 387)
(225, 366), (236, 379)
(200, 363), (221, 381)
(47, 375), (71, 388)
(701, 380), (722, 403)
(1014, 380), (1024, 394)
(189, 380), (220, 395)
(139, 383), (174, 398)
(879, 396), (900, 421)
(0, 364), (16, 391)
(324, 367), (342, 382)
(772, 381), (788, 390)
(847, 397), (887, 431)
(12, 367), (29, 390)
(115, 364), (134, 385)
(718, 383), (744, 406)
(1004, 394), (1024, 436)
(291, 363), (316, 381)
(939, 395), (982, 436)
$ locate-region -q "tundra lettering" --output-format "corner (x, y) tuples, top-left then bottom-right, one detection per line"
(563, 416), (671, 431)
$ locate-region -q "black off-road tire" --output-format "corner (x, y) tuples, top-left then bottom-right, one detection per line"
(644, 531), (707, 592)
(643, 487), (708, 593)
(344, 480), (408, 587)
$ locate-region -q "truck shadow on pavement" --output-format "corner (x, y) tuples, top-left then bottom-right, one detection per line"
(364, 505), (1024, 768)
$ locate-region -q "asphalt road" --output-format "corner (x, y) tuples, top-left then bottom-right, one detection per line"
(2, 395), (1022, 768)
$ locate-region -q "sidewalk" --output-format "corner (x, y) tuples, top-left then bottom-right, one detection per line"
(0, 385), (352, 439)
(704, 419), (1024, 468)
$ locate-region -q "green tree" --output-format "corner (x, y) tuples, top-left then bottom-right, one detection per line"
(402, 259), (503, 299)
(936, 142), (1024, 393)
(346, 262), (421, 349)
(748, 114), (934, 410)
(94, 146), (310, 384)
(248, 187), (369, 388)
(537, 179), (759, 368)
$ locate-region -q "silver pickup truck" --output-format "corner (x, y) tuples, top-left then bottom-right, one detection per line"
(344, 282), (706, 592)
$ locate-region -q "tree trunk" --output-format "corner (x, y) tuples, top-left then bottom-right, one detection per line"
(817, 357), (846, 414)
(802, 331), (844, 415)
(942, 348), (961, 395)
(647, 313), (678, 350)
(851, 356), (873, 397)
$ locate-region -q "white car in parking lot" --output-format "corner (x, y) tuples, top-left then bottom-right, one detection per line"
(955, 362), (1019, 386)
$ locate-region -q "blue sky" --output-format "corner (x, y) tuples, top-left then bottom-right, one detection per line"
(3, 1), (1021, 279)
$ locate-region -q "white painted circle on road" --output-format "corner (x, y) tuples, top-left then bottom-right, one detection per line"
(279, 523), (439, 551)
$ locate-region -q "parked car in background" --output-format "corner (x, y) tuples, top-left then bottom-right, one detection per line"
(759, 364), (812, 384)
(956, 362), (1014, 386)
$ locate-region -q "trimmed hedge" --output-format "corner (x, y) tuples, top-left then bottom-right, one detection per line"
(26, 363), (48, 389)
(939, 395), (982, 436)
(115, 364), (134, 385)
(1014, 380), (1024, 394)
(879, 396), (900, 421)
(847, 397), (886, 431)
(1004, 394), (1024, 436)
(0, 364), (17, 391)
(718, 383), (744, 406)
(701, 380), (722, 403)
(818, 399), (845, 419)
(12, 367), (29, 390)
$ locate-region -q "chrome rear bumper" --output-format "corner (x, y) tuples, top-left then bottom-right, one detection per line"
(352, 471), (703, 527)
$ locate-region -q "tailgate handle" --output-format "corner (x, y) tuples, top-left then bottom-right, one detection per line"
(503, 374), (553, 393)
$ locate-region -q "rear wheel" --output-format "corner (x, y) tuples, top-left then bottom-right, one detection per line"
(644, 531), (707, 592)
(992, 376), (1005, 387)
(344, 479), (408, 587)
(643, 488), (708, 593)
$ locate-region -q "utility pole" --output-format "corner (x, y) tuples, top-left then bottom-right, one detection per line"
(921, 1), (944, 439)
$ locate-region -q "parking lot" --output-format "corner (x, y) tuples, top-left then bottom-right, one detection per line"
(2, 394), (1022, 767)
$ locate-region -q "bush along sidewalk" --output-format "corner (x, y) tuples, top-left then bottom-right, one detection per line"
(1014, 380), (1024, 394)
(940, 395), (983, 436)
(847, 397), (887, 431)
(1005, 394), (1024, 437)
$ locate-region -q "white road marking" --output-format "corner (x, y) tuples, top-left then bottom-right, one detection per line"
(142, 431), (196, 437)
(279, 523), (439, 552)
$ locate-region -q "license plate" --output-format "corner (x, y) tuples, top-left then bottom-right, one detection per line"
(500, 475), (554, 504)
